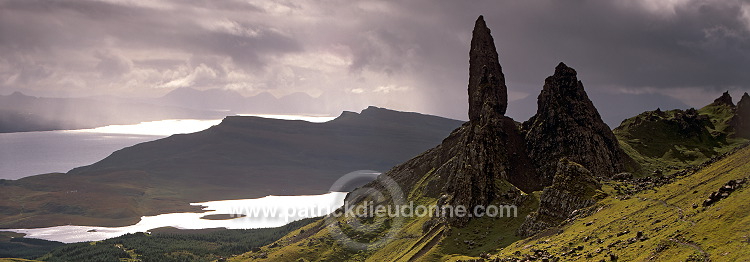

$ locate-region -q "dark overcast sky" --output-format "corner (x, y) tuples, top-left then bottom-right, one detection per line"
(1, 0), (750, 121)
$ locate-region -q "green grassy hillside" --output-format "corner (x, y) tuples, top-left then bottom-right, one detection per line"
(225, 169), (538, 262)
(228, 144), (750, 261)
(489, 145), (750, 261)
(614, 104), (747, 176)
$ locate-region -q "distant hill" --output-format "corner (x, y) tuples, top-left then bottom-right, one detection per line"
(0, 106), (463, 228)
(614, 92), (748, 175)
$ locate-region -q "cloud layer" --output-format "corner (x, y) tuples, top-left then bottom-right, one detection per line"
(2, 0), (750, 120)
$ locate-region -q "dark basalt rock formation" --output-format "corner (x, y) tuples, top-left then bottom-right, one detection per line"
(710, 91), (735, 108)
(441, 16), (538, 213)
(730, 92), (750, 138)
(348, 17), (633, 230)
(518, 159), (602, 236)
(523, 63), (634, 185)
(468, 16), (507, 122)
(357, 16), (540, 227)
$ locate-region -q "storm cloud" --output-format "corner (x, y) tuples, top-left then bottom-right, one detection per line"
(1, 0), (749, 120)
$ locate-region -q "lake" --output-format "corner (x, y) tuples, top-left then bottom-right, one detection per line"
(1, 114), (341, 243)
(0, 114), (335, 180)
(4, 192), (348, 243)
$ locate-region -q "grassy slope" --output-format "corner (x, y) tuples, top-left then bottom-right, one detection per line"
(491, 145), (750, 261)
(615, 105), (747, 176)
(257, 143), (747, 261)
(699, 103), (736, 135)
(227, 169), (539, 262)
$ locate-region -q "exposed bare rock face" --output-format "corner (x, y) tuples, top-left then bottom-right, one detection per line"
(518, 159), (602, 236)
(441, 15), (539, 215)
(522, 63), (634, 186)
(468, 16), (508, 122)
(730, 92), (750, 138)
(348, 17), (633, 230)
(357, 16), (540, 227)
(710, 91), (736, 108)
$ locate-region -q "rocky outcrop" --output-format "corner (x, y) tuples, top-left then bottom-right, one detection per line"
(357, 16), (540, 227)
(617, 108), (713, 135)
(702, 178), (746, 207)
(348, 17), (634, 230)
(730, 92), (750, 138)
(468, 15), (507, 122)
(523, 63), (634, 185)
(709, 91), (735, 108)
(518, 159), (602, 236)
(441, 16), (538, 214)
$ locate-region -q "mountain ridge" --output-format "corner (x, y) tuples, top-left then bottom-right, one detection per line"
(0, 106), (462, 229)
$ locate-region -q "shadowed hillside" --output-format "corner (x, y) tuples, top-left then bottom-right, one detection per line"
(0, 107), (462, 228)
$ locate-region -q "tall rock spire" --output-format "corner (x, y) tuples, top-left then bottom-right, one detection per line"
(523, 62), (635, 185)
(349, 16), (540, 227)
(468, 15), (507, 122)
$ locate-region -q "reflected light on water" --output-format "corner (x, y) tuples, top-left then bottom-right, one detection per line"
(4, 192), (347, 243)
(237, 114), (337, 123)
(66, 119), (223, 136)
(64, 114), (335, 136)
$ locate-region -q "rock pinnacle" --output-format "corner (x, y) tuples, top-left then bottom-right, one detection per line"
(711, 91), (735, 107)
(468, 15), (507, 122)
(523, 62), (634, 185)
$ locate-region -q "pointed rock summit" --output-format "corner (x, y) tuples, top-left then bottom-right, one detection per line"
(468, 15), (507, 122)
(523, 62), (634, 185)
(711, 91), (735, 107)
(357, 16), (539, 227)
(730, 92), (750, 138)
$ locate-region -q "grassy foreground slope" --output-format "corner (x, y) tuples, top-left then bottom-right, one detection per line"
(491, 145), (750, 261)
(226, 170), (539, 262)
(228, 144), (750, 262)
